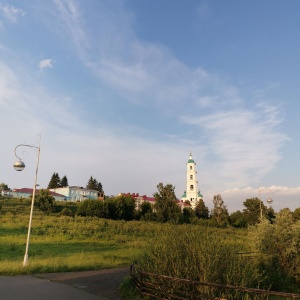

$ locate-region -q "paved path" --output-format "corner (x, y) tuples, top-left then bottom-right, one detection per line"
(0, 267), (130, 300)
(0, 275), (105, 300)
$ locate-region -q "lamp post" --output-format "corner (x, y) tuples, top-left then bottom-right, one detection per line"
(13, 142), (41, 267)
(258, 188), (273, 220)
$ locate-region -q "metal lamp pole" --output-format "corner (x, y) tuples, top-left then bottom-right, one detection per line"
(13, 142), (41, 267)
(258, 188), (273, 220)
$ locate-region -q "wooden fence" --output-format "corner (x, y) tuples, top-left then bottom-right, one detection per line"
(130, 264), (300, 300)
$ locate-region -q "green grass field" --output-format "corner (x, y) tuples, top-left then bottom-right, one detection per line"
(0, 198), (153, 274)
(1, 197), (299, 299)
(0, 197), (249, 275)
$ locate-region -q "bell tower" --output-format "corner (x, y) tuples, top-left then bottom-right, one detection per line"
(181, 152), (203, 209)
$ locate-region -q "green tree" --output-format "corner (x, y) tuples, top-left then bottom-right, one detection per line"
(194, 198), (209, 219)
(140, 201), (153, 215)
(138, 202), (154, 221)
(211, 194), (229, 226)
(243, 197), (267, 226)
(47, 172), (61, 189)
(229, 210), (247, 228)
(105, 198), (118, 219)
(115, 194), (136, 221)
(77, 200), (106, 218)
(35, 189), (55, 212)
(292, 207), (300, 221)
(249, 209), (300, 290)
(60, 175), (69, 187)
(0, 182), (9, 191)
(181, 207), (195, 224)
(86, 176), (103, 193)
(153, 183), (181, 223)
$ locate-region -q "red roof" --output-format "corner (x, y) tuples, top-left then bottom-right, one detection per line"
(13, 188), (65, 197)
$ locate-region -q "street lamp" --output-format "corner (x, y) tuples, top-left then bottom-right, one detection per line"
(258, 188), (273, 219)
(13, 141), (41, 267)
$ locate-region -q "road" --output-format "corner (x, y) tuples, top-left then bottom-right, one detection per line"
(0, 267), (129, 300)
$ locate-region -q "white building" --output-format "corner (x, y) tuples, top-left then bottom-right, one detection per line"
(181, 152), (203, 209)
(50, 186), (100, 202)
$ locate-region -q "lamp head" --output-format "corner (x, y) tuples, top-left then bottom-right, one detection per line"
(14, 160), (25, 171)
(267, 198), (273, 205)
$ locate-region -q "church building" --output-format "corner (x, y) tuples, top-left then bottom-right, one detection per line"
(181, 152), (203, 209)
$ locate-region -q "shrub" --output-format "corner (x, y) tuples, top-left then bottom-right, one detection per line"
(35, 189), (55, 212)
(60, 207), (74, 217)
(249, 209), (300, 291)
(136, 225), (263, 289)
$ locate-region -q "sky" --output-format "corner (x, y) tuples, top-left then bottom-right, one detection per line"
(1, 0), (300, 212)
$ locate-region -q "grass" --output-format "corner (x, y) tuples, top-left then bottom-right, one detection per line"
(0, 198), (152, 274)
(0, 198), (249, 276)
(2, 197), (299, 298)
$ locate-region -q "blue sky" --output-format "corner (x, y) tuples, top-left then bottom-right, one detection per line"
(1, 0), (300, 212)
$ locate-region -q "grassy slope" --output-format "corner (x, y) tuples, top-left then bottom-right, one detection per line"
(0, 197), (248, 275)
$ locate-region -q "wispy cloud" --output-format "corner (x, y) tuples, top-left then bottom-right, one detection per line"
(0, 0), (293, 209)
(39, 58), (54, 69)
(182, 104), (288, 190)
(48, 0), (289, 192)
(0, 4), (25, 24)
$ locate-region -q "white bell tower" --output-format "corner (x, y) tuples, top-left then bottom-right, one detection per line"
(181, 152), (203, 209)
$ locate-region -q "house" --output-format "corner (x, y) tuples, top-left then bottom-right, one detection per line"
(49, 186), (102, 202)
(11, 188), (65, 201)
(121, 193), (191, 211)
(1, 190), (13, 197)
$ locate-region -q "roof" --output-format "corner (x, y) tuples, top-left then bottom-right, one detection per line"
(12, 188), (65, 197)
(68, 186), (99, 193)
(187, 151), (195, 163)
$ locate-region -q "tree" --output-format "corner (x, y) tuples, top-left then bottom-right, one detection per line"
(249, 209), (300, 290)
(47, 172), (61, 189)
(181, 207), (195, 224)
(115, 194), (136, 221)
(194, 198), (209, 219)
(243, 197), (267, 226)
(105, 198), (118, 220)
(211, 194), (229, 226)
(77, 200), (106, 218)
(138, 202), (154, 221)
(60, 175), (69, 187)
(0, 182), (9, 191)
(35, 189), (55, 212)
(229, 210), (247, 228)
(86, 176), (103, 193)
(153, 183), (181, 223)
(292, 207), (300, 221)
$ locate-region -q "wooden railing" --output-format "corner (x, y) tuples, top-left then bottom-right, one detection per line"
(130, 264), (300, 300)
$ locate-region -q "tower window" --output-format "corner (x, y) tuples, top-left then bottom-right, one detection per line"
(190, 166), (192, 170)
(190, 175), (193, 180)
(190, 185), (194, 191)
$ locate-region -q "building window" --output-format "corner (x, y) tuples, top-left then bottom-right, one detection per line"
(190, 185), (194, 191)
(190, 175), (193, 180)
(190, 166), (192, 170)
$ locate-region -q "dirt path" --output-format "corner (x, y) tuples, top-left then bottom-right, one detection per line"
(36, 267), (130, 300)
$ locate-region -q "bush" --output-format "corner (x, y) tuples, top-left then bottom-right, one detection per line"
(77, 200), (106, 218)
(35, 189), (55, 212)
(60, 207), (74, 217)
(136, 225), (263, 289)
(249, 209), (300, 291)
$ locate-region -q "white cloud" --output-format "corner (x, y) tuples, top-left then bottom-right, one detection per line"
(182, 105), (288, 191)
(39, 59), (54, 69)
(0, 4), (25, 23)
(216, 186), (300, 212)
